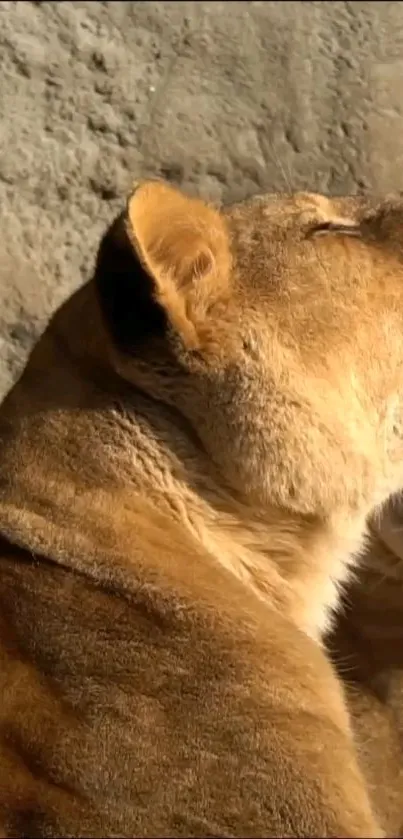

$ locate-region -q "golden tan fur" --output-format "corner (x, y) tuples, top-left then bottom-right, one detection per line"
(1, 180), (403, 835)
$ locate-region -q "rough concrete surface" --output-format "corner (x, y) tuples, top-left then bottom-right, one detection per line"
(1, 0), (403, 396)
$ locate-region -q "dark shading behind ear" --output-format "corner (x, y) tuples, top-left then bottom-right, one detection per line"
(94, 213), (167, 353)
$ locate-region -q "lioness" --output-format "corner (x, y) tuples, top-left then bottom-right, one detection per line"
(1, 180), (402, 837)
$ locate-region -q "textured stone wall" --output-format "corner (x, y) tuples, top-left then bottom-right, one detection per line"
(1, 0), (403, 396)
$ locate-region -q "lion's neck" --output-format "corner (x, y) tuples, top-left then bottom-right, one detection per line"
(74, 393), (368, 640)
(180, 494), (366, 641)
(0, 292), (368, 643)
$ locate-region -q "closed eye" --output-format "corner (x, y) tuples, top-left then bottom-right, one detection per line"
(307, 221), (361, 239)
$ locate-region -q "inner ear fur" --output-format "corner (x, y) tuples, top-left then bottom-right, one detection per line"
(126, 180), (231, 290)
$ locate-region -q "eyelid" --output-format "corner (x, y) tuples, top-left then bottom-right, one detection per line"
(307, 221), (362, 239)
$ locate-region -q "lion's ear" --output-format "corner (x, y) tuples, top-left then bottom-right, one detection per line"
(125, 180), (231, 349)
(95, 180), (231, 354)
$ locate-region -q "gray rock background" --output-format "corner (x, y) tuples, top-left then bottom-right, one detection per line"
(1, 0), (403, 397)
